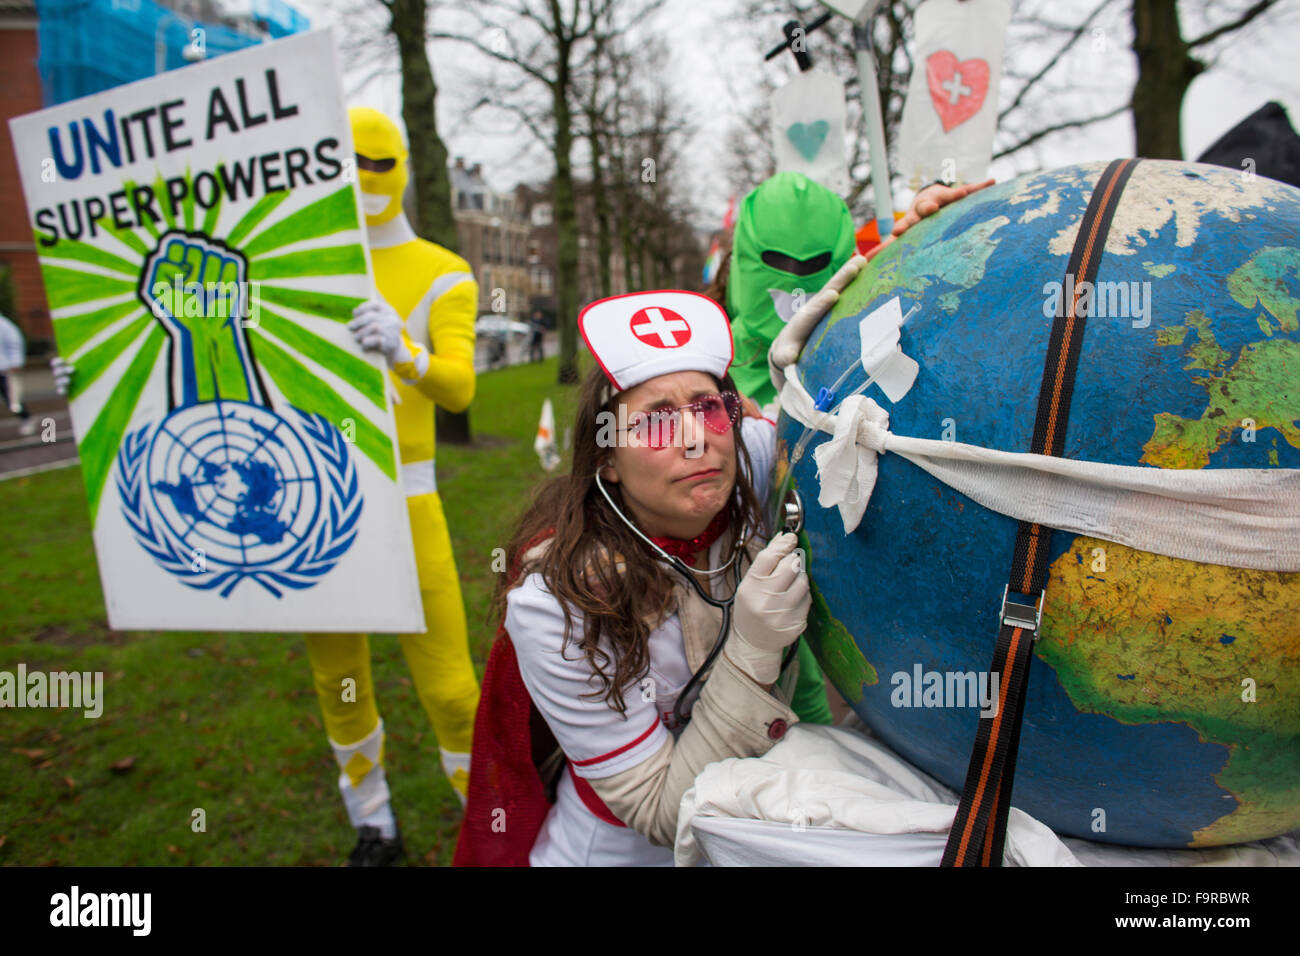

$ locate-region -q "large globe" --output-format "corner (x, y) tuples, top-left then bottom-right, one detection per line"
(783, 160), (1300, 847)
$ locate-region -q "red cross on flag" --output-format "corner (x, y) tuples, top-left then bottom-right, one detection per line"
(896, 0), (1011, 189)
(579, 291), (734, 392)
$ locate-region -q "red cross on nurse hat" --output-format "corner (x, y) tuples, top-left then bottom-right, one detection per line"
(578, 291), (734, 394)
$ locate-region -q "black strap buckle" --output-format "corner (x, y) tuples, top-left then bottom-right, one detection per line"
(1000, 585), (1045, 638)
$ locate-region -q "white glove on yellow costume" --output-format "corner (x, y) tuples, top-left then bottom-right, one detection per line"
(304, 109), (480, 838)
(348, 300), (415, 367)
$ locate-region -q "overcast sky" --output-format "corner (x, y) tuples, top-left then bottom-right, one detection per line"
(294, 0), (1300, 229)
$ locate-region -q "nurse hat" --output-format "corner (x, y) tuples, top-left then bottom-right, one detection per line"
(578, 291), (734, 394)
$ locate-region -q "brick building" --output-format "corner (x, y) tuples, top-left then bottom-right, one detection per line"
(0, 0), (50, 348)
(451, 158), (535, 320)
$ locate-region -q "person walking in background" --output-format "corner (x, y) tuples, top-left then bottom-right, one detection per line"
(528, 312), (546, 363)
(0, 311), (36, 437)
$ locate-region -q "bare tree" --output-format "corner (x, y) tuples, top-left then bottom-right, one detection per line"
(1131, 0), (1284, 158)
(724, 0), (1291, 216)
(326, 0), (472, 442)
(724, 1), (917, 220)
(577, 5), (619, 299)
(431, 0), (663, 384)
(591, 30), (699, 290)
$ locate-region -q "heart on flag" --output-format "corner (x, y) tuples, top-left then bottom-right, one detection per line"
(926, 50), (989, 133)
(786, 120), (830, 161)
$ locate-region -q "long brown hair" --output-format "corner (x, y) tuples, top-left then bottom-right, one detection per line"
(492, 365), (768, 714)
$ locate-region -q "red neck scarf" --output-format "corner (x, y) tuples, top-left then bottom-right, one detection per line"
(647, 508), (730, 567)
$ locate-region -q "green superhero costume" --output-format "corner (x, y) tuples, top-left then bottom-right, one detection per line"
(725, 172), (856, 725)
(726, 172), (857, 407)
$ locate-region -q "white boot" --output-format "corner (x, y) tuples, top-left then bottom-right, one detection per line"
(330, 720), (397, 839)
(440, 748), (471, 806)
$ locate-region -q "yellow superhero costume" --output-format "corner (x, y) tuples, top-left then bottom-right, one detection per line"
(303, 108), (480, 859)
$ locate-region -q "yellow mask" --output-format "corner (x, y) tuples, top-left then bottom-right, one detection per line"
(349, 106), (410, 226)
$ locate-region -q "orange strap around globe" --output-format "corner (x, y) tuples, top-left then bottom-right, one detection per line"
(941, 158), (1141, 867)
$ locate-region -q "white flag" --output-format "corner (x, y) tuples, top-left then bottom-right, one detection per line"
(896, 0), (1011, 189)
(535, 398), (560, 472)
(771, 69), (850, 197)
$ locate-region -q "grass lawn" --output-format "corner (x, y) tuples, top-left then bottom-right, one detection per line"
(0, 354), (592, 866)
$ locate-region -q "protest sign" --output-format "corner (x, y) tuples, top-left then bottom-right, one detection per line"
(9, 29), (424, 632)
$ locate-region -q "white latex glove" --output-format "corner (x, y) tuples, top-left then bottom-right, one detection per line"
(726, 532), (811, 686)
(50, 356), (75, 396)
(347, 299), (413, 368)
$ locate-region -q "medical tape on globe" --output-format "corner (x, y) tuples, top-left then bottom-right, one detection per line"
(779, 365), (1300, 572)
(856, 297), (920, 404)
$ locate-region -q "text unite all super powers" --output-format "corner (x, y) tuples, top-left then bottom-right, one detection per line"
(33, 69), (346, 248)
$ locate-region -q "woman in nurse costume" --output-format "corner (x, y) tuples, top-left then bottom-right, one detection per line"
(455, 291), (810, 866)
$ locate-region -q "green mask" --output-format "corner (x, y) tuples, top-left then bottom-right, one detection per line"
(725, 172), (856, 405)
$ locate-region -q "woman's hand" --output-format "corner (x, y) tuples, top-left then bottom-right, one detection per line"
(893, 178), (995, 237)
(866, 178), (996, 261)
(726, 532), (811, 685)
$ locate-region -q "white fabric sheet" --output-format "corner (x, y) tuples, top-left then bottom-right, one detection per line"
(675, 722), (1300, 867)
(780, 366), (1300, 571)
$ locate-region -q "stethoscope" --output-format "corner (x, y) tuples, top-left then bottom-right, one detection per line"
(593, 471), (806, 728)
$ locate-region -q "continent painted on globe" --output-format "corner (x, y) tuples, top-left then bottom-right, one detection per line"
(1144, 322), (1299, 469)
(1143, 247), (1300, 469)
(1229, 247), (1300, 333)
(830, 214), (1010, 326)
(806, 580), (877, 704)
(1036, 535), (1300, 846)
(1040, 161), (1266, 257)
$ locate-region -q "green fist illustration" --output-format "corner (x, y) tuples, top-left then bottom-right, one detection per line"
(141, 232), (261, 407)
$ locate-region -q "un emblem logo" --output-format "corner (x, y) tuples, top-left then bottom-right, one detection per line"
(115, 230), (363, 597)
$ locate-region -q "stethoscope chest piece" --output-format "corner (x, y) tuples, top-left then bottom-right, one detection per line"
(781, 486), (805, 535)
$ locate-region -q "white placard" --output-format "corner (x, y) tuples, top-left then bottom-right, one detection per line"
(9, 30), (424, 632)
(771, 69), (851, 197)
(895, 0), (1012, 188)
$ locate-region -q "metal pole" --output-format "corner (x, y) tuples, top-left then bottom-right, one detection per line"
(853, 19), (894, 239)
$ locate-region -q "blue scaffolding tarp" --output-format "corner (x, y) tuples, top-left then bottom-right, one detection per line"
(36, 0), (310, 106)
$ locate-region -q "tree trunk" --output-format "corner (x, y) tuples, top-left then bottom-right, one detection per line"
(1130, 0), (1201, 160)
(391, 0), (459, 252)
(389, 0), (471, 444)
(553, 47), (581, 385)
(588, 119), (614, 299)
(614, 153), (636, 293)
